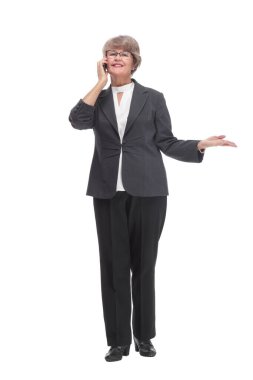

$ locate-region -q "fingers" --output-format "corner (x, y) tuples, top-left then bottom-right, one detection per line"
(217, 135), (226, 139)
(206, 135), (226, 141)
(221, 140), (237, 147)
(97, 58), (108, 81)
(203, 135), (237, 148)
(97, 58), (108, 68)
(208, 139), (237, 147)
(97, 57), (108, 64)
(216, 138), (237, 147)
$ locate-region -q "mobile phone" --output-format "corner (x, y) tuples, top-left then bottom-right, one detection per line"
(103, 63), (108, 72)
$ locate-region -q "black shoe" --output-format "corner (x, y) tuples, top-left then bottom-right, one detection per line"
(105, 345), (130, 362)
(133, 336), (156, 357)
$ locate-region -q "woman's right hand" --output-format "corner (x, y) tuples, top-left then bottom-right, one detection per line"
(97, 58), (108, 86)
(81, 58), (109, 106)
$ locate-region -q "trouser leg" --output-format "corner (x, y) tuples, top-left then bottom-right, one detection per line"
(93, 192), (132, 346)
(126, 195), (167, 341)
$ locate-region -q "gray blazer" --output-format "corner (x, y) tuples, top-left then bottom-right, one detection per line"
(69, 79), (204, 198)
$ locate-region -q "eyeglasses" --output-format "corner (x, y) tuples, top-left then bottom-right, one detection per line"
(106, 50), (132, 59)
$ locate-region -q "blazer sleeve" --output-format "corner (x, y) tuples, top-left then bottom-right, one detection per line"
(68, 99), (95, 130)
(154, 93), (204, 163)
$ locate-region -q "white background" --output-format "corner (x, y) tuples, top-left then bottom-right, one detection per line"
(0, 0), (252, 379)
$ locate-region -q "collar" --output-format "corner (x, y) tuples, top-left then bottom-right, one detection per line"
(111, 81), (134, 93)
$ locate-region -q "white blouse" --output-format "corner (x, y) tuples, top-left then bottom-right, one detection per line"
(111, 81), (135, 191)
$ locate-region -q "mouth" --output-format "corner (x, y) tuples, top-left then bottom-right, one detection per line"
(111, 63), (124, 68)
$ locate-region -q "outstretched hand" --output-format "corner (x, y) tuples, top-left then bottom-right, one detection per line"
(197, 135), (237, 151)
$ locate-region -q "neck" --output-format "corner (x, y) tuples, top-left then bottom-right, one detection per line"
(110, 76), (132, 87)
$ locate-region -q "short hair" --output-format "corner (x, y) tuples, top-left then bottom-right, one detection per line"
(102, 35), (142, 74)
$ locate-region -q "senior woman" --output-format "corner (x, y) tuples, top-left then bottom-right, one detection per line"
(68, 35), (237, 362)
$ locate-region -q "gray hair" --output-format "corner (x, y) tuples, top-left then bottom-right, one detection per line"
(102, 35), (142, 74)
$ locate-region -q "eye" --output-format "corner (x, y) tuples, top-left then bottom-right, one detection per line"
(122, 52), (130, 57)
(108, 51), (117, 57)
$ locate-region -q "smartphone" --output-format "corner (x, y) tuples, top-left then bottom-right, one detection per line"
(103, 63), (108, 72)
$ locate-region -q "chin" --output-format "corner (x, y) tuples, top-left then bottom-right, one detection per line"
(109, 70), (130, 76)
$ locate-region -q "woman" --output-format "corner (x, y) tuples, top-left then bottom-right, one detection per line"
(68, 35), (237, 362)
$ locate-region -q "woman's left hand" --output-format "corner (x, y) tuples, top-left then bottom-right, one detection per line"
(197, 135), (237, 151)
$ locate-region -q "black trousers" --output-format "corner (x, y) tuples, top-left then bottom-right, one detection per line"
(93, 191), (167, 346)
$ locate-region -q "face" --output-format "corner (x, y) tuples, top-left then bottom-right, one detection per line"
(105, 47), (135, 77)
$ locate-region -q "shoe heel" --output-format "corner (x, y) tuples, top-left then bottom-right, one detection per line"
(123, 345), (130, 356)
(134, 342), (139, 352)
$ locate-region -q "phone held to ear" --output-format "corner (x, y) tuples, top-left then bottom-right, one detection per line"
(103, 63), (108, 72)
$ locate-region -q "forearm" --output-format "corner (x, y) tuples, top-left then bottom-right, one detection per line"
(159, 139), (205, 163)
(82, 80), (107, 106)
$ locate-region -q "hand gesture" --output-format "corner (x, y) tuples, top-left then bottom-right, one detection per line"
(197, 135), (237, 151)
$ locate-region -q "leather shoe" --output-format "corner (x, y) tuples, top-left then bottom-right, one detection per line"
(133, 336), (156, 357)
(105, 345), (130, 362)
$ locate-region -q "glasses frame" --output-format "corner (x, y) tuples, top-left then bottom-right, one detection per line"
(105, 50), (133, 59)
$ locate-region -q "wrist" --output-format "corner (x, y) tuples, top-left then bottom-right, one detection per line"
(197, 141), (205, 153)
(97, 78), (108, 88)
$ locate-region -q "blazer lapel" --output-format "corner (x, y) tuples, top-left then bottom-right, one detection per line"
(98, 79), (149, 138)
(124, 79), (149, 136)
(99, 87), (118, 134)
